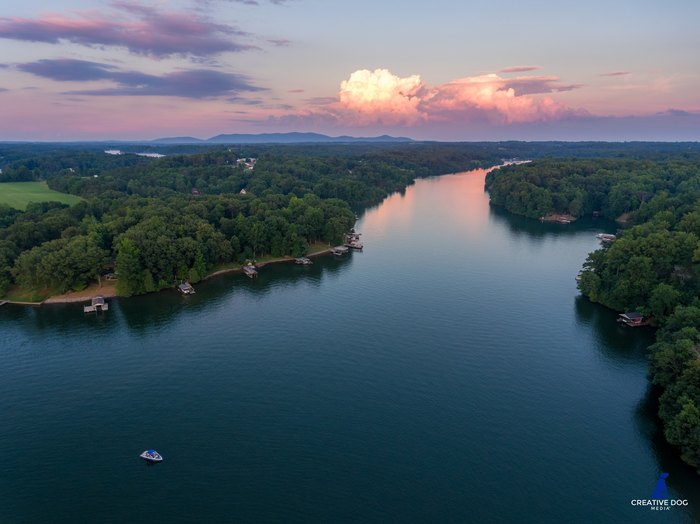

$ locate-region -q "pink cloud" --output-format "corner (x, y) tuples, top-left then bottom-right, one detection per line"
(503, 75), (584, 95)
(0, 3), (254, 58)
(600, 71), (631, 77)
(500, 65), (541, 73)
(338, 69), (425, 124)
(305, 96), (337, 106)
(332, 69), (581, 126)
(422, 75), (570, 124)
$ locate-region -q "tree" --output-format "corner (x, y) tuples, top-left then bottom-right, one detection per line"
(649, 284), (682, 322)
(665, 396), (700, 467)
(116, 238), (143, 297)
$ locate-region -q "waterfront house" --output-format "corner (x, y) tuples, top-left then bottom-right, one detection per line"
(236, 158), (257, 170)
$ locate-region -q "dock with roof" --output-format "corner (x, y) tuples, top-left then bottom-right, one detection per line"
(84, 296), (109, 313)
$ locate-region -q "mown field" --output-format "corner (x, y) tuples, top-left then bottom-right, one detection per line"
(0, 181), (83, 210)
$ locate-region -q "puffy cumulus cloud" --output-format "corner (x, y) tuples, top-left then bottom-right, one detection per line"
(338, 69), (426, 124)
(424, 75), (569, 124)
(336, 69), (580, 126)
(0, 2), (254, 58)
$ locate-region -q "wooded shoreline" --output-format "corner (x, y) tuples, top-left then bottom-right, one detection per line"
(487, 157), (700, 472)
(2, 245), (337, 307)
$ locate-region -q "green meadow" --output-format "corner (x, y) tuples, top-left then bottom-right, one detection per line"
(0, 182), (83, 210)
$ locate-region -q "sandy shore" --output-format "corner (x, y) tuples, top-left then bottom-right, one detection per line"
(4, 246), (336, 307)
(203, 247), (334, 281)
(540, 213), (576, 223)
(43, 281), (118, 304)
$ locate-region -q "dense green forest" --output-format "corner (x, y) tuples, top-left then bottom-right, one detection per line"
(0, 142), (514, 300)
(4, 141), (700, 303)
(487, 156), (700, 470)
(485, 157), (700, 220)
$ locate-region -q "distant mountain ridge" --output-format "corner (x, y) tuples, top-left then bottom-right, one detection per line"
(153, 132), (413, 144)
(152, 136), (204, 144)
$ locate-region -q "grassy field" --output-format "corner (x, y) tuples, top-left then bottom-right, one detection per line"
(0, 181), (83, 210)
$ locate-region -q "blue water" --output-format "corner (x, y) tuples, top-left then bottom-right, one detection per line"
(1, 168), (697, 523)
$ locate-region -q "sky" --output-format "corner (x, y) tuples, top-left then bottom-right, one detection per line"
(0, 0), (698, 141)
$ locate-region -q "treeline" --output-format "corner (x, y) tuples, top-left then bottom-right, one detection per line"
(0, 143), (218, 181)
(485, 158), (700, 220)
(0, 192), (354, 297)
(0, 150), (152, 182)
(3, 142), (505, 299)
(489, 157), (700, 469)
(44, 144), (502, 207)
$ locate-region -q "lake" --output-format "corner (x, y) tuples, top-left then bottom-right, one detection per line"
(1, 167), (698, 523)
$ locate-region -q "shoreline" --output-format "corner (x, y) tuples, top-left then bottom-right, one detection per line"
(539, 212), (577, 223)
(1, 164), (502, 309)
(2, 245), (336, 307)
(202, 245), (333, 281)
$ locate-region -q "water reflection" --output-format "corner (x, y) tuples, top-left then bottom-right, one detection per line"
(117, 253), (355, 333)
(574, 295), (654, 363)
(486, 178), (699, 514)
(0, 253), (355, 338)
(1, 166), (698, 523)
(0, 301), (119, 338)
(488, 204), (617, 241)
(634, 388), (700, 522)
(361, 168), (494, 243)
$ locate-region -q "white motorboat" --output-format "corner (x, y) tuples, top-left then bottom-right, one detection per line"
(140, 450), (163, 462)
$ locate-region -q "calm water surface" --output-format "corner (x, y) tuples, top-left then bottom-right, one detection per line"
(1, 168), (699, 523)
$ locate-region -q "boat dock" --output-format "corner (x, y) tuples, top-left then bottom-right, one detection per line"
(618, 312), (650, 327)
(331, 246), (349, 256)
(596, 233), (616, 244)
(243, 265), (258, 278)
(295, 257), (313, 265)
(343, 230), (364, 249)
(84, 296), (108, 313)
(178, 282), (195, 294)
(344, 234), (363, 249)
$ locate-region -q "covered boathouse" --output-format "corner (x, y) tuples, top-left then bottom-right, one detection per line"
(618, 312), (650, 327)
(178, 282), (195, 294)
(243, 265), (258, 278)
(84, 296), (108, 313)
